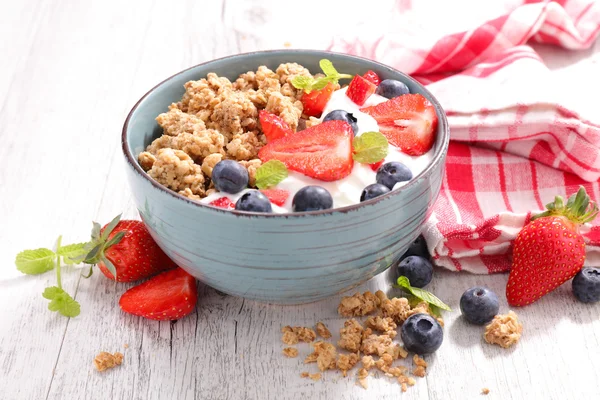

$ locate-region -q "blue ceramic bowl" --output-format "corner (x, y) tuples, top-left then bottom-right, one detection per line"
(122, 50), (449, 304)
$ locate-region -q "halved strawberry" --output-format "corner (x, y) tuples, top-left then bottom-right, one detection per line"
(119, 268), (197, 321)
(260, 189), (289, 207)
(369, 159), (385, 172)
(361, 94), (438, 156)
(363, 70), (381, 86)
(209, 197), (235, 209)
(258, 120), (353, 181)
(301, 82), (335, 118)
(259, 110), (293, 142)
(346, 75), (377, 106)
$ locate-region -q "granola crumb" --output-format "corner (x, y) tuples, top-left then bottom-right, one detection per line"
(307, 341), (337, 371)
(484, 311), (523, 349)
(482, 388), (490, 395)
(338, 319), (363, 352)
(411, 355), (428, 377)
(361, 333), (393, 357)
(123, 343), (129, 349)
(281, 326), (316, 345)
(361, 355), (375, 370)
(283, 347), (299, 358)
(299, 371), (322, 381)
(375, 353), (394, 372)
(379, 296), (411, 324)
(309, 373), (322, 381)
(338, 292), (379, 317)
(93, 352), (123, 372)
(365, 316), (398, 338)
(336, 353), (360, 377)
(316, 322), (332, 339)
(357, 368), (369, 389)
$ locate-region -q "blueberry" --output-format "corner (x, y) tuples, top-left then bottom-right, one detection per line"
(459, 287), (499, 325)
(292, 186), (333, 212)
(323, 110), (359, 135)
(401, 313), (443, 354)
(572, 267), (600, 303)
(212, 160), (249, 194)
(376, 79), (410, 99)
(401, 235), (429, 261)
(235, 190), (272, 212)
(397, 256), (433, 288)
(376, 162), (412, 190)
(360, 183), (390, 202)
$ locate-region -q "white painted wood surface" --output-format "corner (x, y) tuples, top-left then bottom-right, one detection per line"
(1, 1), (599, 399)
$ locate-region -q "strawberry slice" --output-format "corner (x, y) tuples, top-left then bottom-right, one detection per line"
(346, 75), (377, 106)
(258, 120), (353, 181)
(363, 70), (381, 86)
(209, 197), (235, 209)
(360, 94), (438, 156)
(369, 159), (385, 172)
(119, 268), (197, 321)
(259, 110), (293, 142)
(260, 189), (289, 207)
(301, 82), (335, 118)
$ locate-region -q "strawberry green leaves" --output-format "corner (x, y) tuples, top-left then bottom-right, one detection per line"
(291, 59), (352, 93)
(352, 131), (388, 164)
(15, 235), (82, 318)
(15, 248), (56, 275)
(255, 160), (288, 190)
(395, 276), (451, 312)
(79, 214), (124, 279)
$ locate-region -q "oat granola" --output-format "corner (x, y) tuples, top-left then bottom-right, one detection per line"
(315, 322), (332, 339)
(139, 64), (313, 201)
(484, 311), (523, 348)
(282, 347), (299, 358)
(93, 351), (124, 372)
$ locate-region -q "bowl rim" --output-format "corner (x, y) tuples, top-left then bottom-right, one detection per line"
(122, 49), (449, 218)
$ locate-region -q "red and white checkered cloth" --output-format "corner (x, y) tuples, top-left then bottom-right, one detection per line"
(329, 0), (600, 273)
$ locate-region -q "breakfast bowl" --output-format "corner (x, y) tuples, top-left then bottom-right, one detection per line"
(122, 50), (449, 304)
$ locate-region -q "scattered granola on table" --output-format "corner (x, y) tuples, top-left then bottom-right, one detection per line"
(482, 388), (490, 395)
(93, 351), (124, 372)
(484, 311), (523, 348)
(280, 290), (445, 392)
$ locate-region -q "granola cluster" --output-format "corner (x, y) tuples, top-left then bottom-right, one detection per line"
(93, 351), (124, 372)
(281, 290), (443, 392)
(483, 311), (523, 348)
(138, 63), (313, 200)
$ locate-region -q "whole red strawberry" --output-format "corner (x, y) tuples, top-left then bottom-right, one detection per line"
(81, 215), (177, 282)
(119, 268), (197, 321)
(507, 187), (598, 306)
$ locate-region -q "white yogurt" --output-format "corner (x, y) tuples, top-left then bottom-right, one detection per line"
(202, 87), (434, 212)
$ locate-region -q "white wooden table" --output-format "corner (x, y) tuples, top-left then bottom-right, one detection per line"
(1, 1), (599, 399)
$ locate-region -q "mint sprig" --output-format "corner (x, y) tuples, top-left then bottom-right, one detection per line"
(291, 59), (352, 93)
(15, 235), (83, 318)
(352, 131), (388, 164)
(255, 160), (288, 190)
(394, 276), (451, 311)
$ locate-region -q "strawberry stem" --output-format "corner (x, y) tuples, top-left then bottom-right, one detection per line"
(533, 186), (599, 224)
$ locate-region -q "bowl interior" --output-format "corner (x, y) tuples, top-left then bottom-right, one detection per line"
(123, 50), (449, 217)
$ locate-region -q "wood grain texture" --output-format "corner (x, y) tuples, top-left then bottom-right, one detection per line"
(1, 0), (599, 399)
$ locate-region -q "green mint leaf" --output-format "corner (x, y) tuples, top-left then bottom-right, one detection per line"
(255, 160), (288, 190)
(320, 59), (338, 77)
(58, 242), (89, 265)
(15, 248), (56, 275)
(291, 75), (314, 90)
(311, 76), (335, 91)
(100, 214), (122, 241)
(395, 276), (451, 311)
(43, 286), (80, 317)
(352, 131), (389, 164)
(42, 286), (63, 300)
